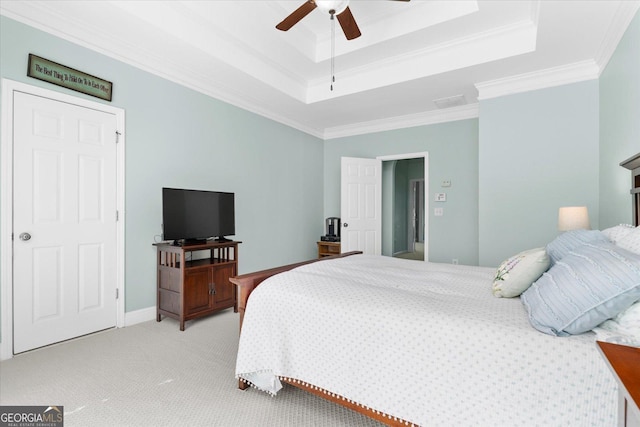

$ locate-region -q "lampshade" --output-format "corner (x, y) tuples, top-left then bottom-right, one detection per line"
(315, 0), (349, 14)
(558, 206), (590, 231)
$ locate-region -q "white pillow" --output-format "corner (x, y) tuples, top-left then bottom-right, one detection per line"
(601, 224), (635, 243)
(597, 300), (640, 344)
(616, 226), (640, 255)
(492, 248), (550, 298)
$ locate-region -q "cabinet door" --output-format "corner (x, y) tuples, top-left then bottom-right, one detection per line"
(212, 264), (235, 309)
(184, 268), (212, 315)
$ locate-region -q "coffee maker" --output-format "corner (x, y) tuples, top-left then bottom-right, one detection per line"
(321, 217), (340, 242)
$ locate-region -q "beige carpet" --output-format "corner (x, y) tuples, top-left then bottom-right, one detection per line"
(0, 310), (383, 427)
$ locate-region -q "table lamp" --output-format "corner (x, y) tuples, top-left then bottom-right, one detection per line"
(558, 206), (590, 231)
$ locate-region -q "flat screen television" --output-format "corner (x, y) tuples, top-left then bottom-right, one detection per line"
(162, 187), (235, 245)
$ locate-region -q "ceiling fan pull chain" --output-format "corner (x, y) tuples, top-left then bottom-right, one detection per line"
(331, 11), (335, 91)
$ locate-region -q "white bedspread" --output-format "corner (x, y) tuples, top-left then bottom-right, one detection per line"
(235, 255), (617, 426)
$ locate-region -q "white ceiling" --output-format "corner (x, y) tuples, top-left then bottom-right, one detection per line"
(2, 1), (639, 139)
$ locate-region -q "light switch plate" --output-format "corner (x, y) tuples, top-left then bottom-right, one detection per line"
(434, 207), (444, 216)
(441, 180), (451, 187)
(435, 193), (447, 202)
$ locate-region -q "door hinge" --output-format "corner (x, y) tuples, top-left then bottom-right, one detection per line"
(115, 130), (122, 143)
(116, 288), (119, 299)
(116, 210), (119, 221)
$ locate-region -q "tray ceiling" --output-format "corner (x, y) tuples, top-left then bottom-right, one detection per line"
(1, 0), (638, 139)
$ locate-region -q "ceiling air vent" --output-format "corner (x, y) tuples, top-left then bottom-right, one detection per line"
(433, 94), (467, 109)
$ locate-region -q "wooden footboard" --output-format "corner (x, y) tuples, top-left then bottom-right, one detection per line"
(280, 377), (413, 427)
(237, 375), (412, 426)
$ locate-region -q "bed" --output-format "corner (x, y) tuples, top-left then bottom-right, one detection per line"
(232, 223), (640, 426)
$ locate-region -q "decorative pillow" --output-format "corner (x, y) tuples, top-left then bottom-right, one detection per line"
(492, 248), (550, 298)
(521, 242), (640, 336)
(616, 226), (640, 255)
(597, 300), (640, 342)
(601, 224), (635, 244)
(545, 229), (609, 266)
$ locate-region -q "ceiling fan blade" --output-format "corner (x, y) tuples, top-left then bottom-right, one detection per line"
(276, 1), (317, 31)
(336, 6), (361, 40)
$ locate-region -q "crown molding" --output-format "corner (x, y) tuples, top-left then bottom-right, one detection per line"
(322, 103), (479, 140)
(112, 1), (308, 100)
(0, 3), (480, 141)
(475, 2), (639, 100)
(594, 1), (640, 73)
(4, 1), (633, 142)
(0, 2), (323, 139)
(312, 0), (480, 62)
(475, 60), (600, 101)
(308, 19), (537, 103)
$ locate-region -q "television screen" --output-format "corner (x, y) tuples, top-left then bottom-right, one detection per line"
(162, 188), (235, 243)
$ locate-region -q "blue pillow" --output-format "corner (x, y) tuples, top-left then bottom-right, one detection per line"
(545, 229), (609, 266)
(521, 242), (640, 336)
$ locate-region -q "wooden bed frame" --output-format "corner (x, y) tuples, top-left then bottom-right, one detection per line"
(230, 251), (411, 426)
(231, 153), (640, 426)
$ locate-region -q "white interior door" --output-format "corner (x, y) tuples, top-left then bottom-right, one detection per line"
(12, 91), (118, 354)
(340, 157), (382, 254)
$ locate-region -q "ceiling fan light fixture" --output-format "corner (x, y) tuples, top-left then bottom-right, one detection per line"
(314, 0), (349, 15)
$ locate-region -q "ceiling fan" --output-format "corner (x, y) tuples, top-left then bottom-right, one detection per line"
(276, 0), (411, 41)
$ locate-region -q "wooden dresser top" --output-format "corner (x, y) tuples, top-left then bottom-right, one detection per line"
(597, 341), (640, 409)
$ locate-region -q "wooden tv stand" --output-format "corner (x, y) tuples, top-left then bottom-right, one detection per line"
(154, 240), (241, 330)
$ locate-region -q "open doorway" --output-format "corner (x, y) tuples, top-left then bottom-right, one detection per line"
(378, 153), (428, 262)
(401, 178), (425, 260)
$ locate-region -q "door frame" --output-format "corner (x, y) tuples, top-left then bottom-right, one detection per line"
(408, 178), (425, 252)
(377, 152), (429, 262)
(0, 79), (126, 360)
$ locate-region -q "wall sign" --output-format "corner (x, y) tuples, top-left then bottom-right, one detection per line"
(27, 54), (113, 101)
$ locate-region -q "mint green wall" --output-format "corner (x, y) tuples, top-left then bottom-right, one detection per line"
(0, 17), (324, 315)
(600, 10), (640, 227)
(478, 80), (600, 267)
(323, 120), (480, 265)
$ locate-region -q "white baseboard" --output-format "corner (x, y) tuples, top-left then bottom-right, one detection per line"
(124, 306), (156, 327)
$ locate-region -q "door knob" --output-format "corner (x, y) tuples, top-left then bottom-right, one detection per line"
(19, 232), (32, 241)
(343, 223), (348, 227)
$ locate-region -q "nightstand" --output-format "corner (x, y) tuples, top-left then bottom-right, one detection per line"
(317, 241), (340, 259)
(597, 341), (640, 427)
